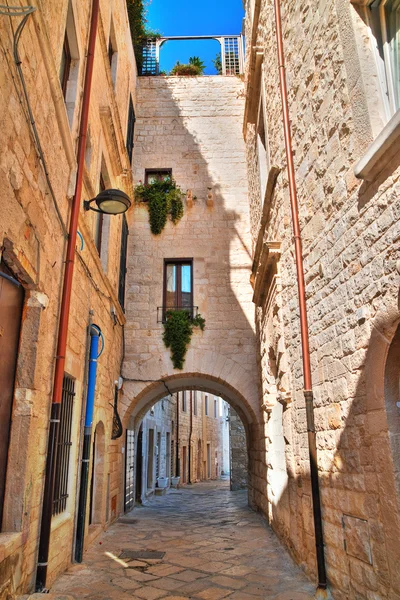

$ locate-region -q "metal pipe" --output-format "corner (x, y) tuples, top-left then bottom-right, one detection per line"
(188, 391), (193, 484)
(35, 0), (100, 590)
(175, 393), (180, 477)
(272, 0), (327, 590)
(75, 325), (101, 563)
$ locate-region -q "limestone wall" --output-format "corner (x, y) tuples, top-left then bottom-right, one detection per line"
(229, 408), (248, 491)
(244, 0), (400, 597)
(122, 76), (264, 508)
(0, 0), (136, 595)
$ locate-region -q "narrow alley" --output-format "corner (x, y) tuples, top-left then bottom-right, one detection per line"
(48, 481), (314, 600)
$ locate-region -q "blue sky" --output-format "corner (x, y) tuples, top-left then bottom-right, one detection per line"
(145, 0), (244, 75)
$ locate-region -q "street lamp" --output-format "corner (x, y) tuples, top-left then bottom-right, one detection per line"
(83, 189), (131, 215)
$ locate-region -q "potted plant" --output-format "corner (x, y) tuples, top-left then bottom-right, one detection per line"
(170, 476), (180, 488)
(170, 56), (205, 77)
(157, 477), (169, 489)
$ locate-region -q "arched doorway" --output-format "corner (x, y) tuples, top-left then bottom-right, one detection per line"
(121, 373), (260, 510)
(89, 421), (105, 525)
(385, 322), (400, 504)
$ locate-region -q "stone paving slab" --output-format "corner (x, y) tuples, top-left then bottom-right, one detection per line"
(50, 480), (316, 599)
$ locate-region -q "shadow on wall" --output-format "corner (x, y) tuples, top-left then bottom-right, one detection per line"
(120, 75), (265, 514)
(265, 306), (400, 598)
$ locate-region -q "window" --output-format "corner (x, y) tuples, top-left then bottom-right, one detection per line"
(193, 391), (197, 416)
(108, 18), (118, 88)
(182, 391), (187, 412)
(205, 395), (209, 416)
(60, 34), (71, 99)
(59, 1), (80, 127)
(145, 169), (172, 185)
(370, 0), (400, 116)
(214, 398), (218, 418)
(118, 215), (128, 310)
(126, 96), (136, 163)
(256, 80), (270, 205)
(163, 259), (193, 318)
(53, 374), (75, 515)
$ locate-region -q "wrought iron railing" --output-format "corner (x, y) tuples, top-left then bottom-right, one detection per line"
(157, 305), (199, 323)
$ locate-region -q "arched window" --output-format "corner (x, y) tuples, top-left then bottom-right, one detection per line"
(384, 323), (400, 501)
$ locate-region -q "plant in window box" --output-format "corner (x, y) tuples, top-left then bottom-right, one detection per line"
(134, 177), (184, 235)
(163, 309), (205, 370)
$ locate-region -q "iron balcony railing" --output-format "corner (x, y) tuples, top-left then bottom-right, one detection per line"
(157, 305), (199, 323)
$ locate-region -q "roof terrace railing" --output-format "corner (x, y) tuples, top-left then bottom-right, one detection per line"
(141, 35), (245, 76)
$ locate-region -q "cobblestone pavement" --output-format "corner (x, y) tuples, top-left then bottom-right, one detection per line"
(50, 480), (316, 599)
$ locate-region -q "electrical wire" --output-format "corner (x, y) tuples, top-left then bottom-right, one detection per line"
(0, 4), (68, 238)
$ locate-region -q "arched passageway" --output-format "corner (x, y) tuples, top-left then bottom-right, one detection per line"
(120, 374), (266, 514)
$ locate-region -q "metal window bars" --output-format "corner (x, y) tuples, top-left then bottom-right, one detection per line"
(53, 374), (75, 516)
(140, 35), (244, 76)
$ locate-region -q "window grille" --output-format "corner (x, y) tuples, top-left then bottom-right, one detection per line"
(142, 39), (158, 75)
(224, 37), (240, 75)
(118, 215), (129, 310)
(53, 374), (75, 516)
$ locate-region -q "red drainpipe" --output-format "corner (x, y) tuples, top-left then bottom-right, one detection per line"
(272, 0), (327, 591)
(36, 0), (100, 590)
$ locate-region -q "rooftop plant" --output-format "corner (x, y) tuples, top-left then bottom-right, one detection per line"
(126, 0), (161, 74)
(170, 56), (206, 76)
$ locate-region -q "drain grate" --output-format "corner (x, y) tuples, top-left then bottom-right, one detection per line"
(119, 549), (165, 560)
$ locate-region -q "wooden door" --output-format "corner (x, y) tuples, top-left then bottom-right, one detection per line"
(0, 270), (24, 527)
(182, 446), (187, 484)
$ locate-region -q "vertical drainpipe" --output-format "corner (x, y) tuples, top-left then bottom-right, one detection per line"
(272, 0), (327, 591)
(176, 393), (180, 477)
(35, 0), (100, 591)
(75, 325), (101, 563)
(188, 391), (193, 484)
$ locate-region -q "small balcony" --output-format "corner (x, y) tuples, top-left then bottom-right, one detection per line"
(157, 306), (199, 324)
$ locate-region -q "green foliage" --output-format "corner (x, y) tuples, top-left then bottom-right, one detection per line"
(163, 310), (206, 370)
(170, 61), (203, 76)
(126, 0), (161, 74)
(213, 52), (222, 74)
(189, 56), (206, 72)
(134, 178), (184, 235)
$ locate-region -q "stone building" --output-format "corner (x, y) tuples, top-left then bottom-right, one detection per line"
(1, 0), (400, 598)
(244, 0), (400, 598)
(0, 0), (136, 596)
(132, 392), (230, 504)
(120, 74), (263, 510)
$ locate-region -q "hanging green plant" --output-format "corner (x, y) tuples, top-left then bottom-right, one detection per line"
(134, 178), (184, 235)
(163, 310), (206, 370)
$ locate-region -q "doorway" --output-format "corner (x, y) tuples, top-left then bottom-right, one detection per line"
(0, 269), (24, 528)
(135, 427), (143, 503)
(182, 446), (187, 484)
(207, 443), (211, 479)
(197, 440), (202, 481)
(166, 432), (171, 479)
(147, 429), (154, 490)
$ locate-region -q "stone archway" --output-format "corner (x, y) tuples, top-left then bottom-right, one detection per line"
(120, 370), (265, 512)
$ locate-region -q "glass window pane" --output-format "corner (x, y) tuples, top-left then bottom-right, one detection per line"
(166, 264), (176, 308)
(385, 0), (400, 110)
(181, 264), (192, 308)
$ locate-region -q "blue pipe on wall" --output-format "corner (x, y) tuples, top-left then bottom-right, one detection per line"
(75, 324), (102, 562)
